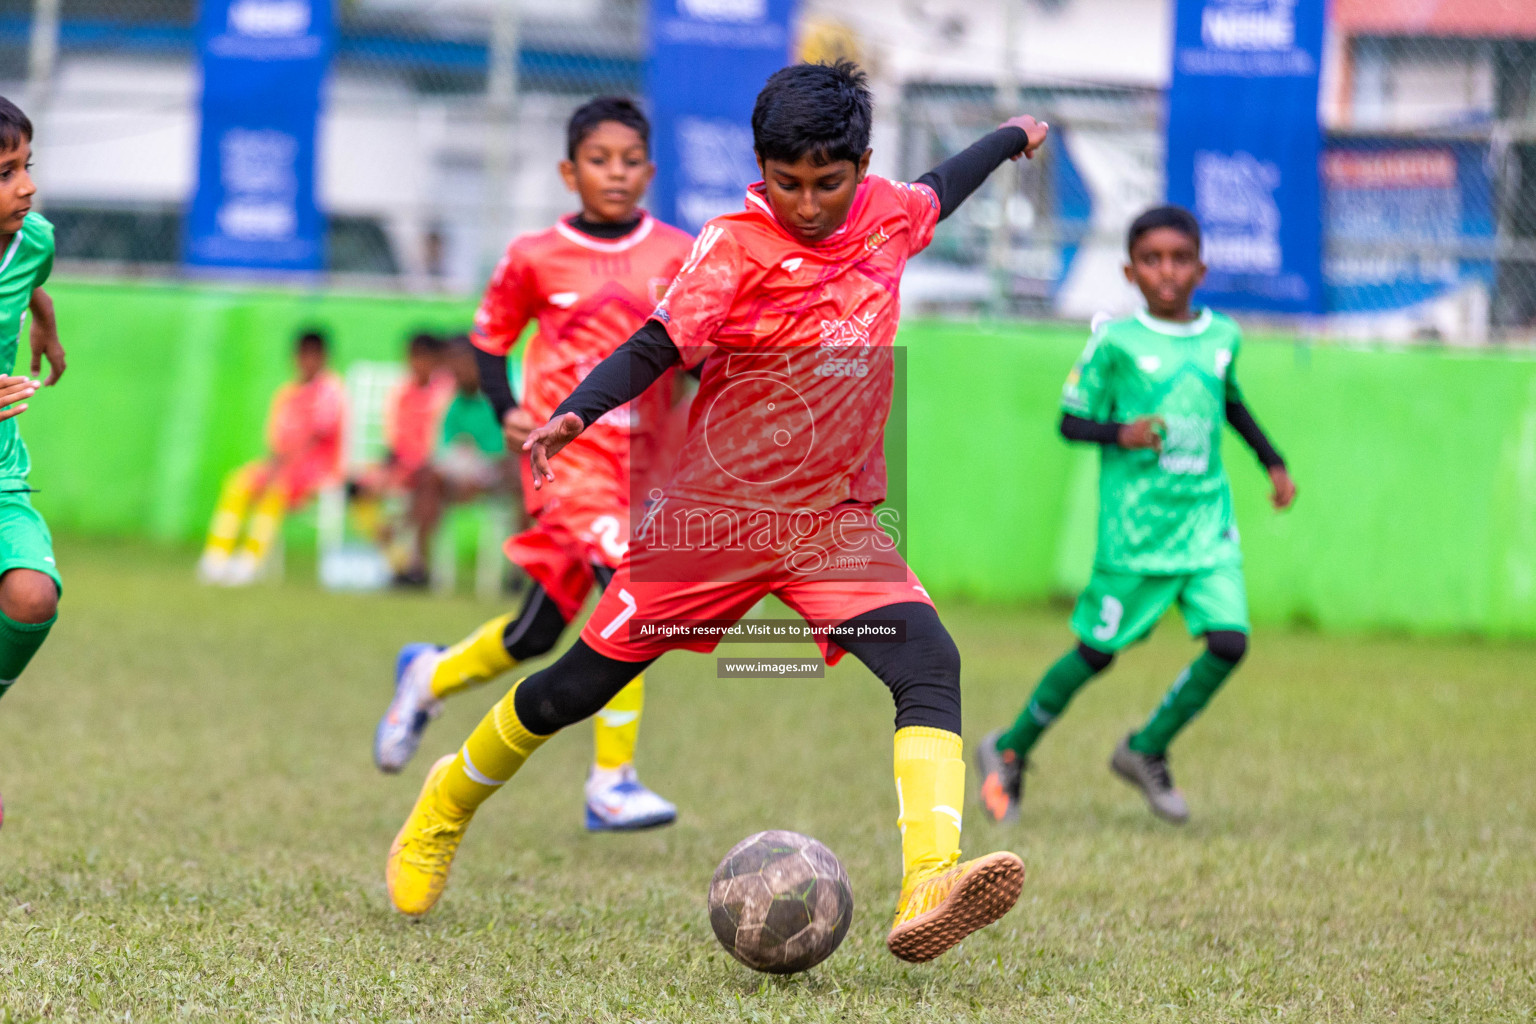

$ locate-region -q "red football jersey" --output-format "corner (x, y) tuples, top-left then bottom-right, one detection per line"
(472, 212), (694, 447)
(385, 372), (453, 476)
(651, 175), (940, 513)
(267, 370), (346, 481)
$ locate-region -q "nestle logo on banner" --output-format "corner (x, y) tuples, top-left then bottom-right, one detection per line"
(1194, 150), (1282, 274)
(1200, 0), (1295, 51)
(228, 0), (311, 38)
(678, 0), (766, 22)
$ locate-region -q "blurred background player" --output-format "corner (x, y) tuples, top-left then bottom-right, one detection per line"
(198, 329), (347, 586)
(0, 97), (66, 724)
(976, 205), (1298, 826)
(375, 97), (693, 832)
(347, 331), (453, 579)
(383, 63), (1050, 962)
(392, 334), (515, 587)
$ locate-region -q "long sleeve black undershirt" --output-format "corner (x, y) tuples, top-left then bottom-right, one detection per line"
(551, 319), (680, 428)
(914, 126), (1030, 222)
(473, 346), (518, 422)
(1060, 404), (1285, 469)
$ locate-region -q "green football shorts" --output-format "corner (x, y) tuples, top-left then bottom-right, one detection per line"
(0, 491), (61, 594)
(1069, 563), (1247, 652)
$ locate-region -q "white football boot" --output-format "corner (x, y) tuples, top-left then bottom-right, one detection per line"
(584, 764), (677, 831)
(374, 644), (445, 773)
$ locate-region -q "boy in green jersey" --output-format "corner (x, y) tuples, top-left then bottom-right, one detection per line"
(0, 97), (67, 710)
(978, 205), (1297, 825)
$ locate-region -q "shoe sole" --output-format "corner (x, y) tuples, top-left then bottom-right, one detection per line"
(386, 754), (456, 917)
(1109, 752), (1189, 825)
(974, 734), (1019, 824)
(886, 852), (1026, 963)
(584, 807), (678, 832)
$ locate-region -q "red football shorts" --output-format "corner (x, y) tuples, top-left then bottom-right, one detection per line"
(506, 446), (632, 621)
(579, 500), (932, 664)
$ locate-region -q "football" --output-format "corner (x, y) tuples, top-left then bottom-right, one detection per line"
(707, 830), (854, 974)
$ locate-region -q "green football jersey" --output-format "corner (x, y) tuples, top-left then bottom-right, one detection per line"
(439, 392), (505, 457)
(0, 213), (54, 490)
(1061, 308), (1244, 575)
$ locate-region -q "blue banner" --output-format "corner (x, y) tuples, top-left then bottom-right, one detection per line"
(186, 0), (332, 273)
(1323, 141), (1494, 313)
(1165, 0), (1326, 313)
(646, 0), (796, 234)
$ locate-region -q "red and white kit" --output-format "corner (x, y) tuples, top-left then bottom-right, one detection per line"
(255, 371), (348, 507)
(580, 176), (943, 663)
(472, 212), (694, 618)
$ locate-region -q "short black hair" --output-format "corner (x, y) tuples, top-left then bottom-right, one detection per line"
(408, 331), (444, 355)
(295, 329), (328, 354)
(0, 96), (33, 153)
(1128, 205), (1201, 254)
(567, 96), (649, 160)
(751, 61), (872, 167)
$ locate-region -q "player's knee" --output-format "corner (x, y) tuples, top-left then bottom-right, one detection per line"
(851, 604), (962, 733)
(1206, 629), (1248, 664)
(502, 587), (569, 662)
(0, 570), (58, 624)
(513, 641), (650, 734)
(1076, 641), (1115, 674)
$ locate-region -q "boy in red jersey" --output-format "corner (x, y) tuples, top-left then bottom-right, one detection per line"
(374, 98), (693, 832)
(199, 330), (347, 586)
(385, 62), (1048, 963)
(348, 332), (453, 573)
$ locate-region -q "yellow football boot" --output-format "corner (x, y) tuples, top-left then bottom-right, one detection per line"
(886, 851), (1026, 962)
(386, 755), (470, 917)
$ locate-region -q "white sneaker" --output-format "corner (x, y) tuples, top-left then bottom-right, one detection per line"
(197, 551), (230, 585)
(223, 552), (260, 587)
(584, 763), (677, 831)
(374, 644), (445, 773)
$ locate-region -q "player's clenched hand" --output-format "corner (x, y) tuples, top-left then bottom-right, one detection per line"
(1001, 115), (1049, 161)
(1269, 465), (1297, 511)
(522, 412), (585, 489)
(28, 288), (65, 386)
(0, 375), (39, 423)
(1118, 416), (1165, 452)
(502, 407), (537, 450)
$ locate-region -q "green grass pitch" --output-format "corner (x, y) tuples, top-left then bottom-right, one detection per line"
(0, 539), (1531, 1022)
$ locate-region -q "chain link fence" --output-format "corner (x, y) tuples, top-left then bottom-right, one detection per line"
(3, 0), (1536, 342)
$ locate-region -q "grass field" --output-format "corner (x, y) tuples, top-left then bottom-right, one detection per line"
(0, 539), (1531, 1022)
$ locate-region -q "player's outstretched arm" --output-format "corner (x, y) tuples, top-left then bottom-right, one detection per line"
(913, 116), (1049, 222)
(523, 319), (682, 489)
(27, 287), (64, 386)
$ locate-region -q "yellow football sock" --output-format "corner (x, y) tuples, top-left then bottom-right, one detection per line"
(203, 466), (256, 558)
(438, 678), (550, 815)
(349, 496), (383, 542)
(893, 726), (965, 890)
(593, 673), (645, 771)
(430, 612), (518, 699)
(236, 485), (287, 565)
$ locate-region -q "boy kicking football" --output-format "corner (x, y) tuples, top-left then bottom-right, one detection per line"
(977, 205), (1297, 826)
(374, 97), (692, 831)
(384, 61), (1049, 963)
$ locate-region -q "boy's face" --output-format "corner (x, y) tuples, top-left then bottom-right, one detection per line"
(296, 345), (326, 381)
(757, 148), (871, 244)
(559, 121), (653, 224)
(450, 348), (479, 391)
(407, 347), (438, 383)
(0, 139), (37, 236)
(1124, 226), (1205, 318)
